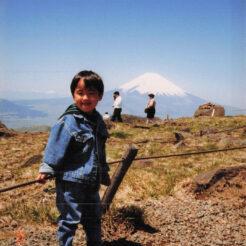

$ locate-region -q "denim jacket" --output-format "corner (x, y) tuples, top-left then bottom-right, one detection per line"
(39, 110), (109, 184)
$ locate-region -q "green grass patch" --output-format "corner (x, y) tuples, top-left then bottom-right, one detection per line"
(204, 142), (218, 150)
(110, 131), (131, 139)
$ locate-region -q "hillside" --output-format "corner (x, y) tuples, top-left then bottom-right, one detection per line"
(0, 115), (245, 245)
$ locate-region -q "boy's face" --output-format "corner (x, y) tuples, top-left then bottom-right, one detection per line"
(73, 79), (103, 114)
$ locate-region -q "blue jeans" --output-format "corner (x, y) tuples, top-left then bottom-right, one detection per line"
(56, 179), (102, 246)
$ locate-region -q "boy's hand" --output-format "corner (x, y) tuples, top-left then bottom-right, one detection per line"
(37, 173), (49, 184)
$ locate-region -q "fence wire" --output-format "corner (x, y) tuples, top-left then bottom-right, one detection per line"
(108, 145), (246, 164)
(1, 145), (246, 193)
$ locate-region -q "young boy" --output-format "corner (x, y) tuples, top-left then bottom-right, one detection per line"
(37, 70), (110, 246)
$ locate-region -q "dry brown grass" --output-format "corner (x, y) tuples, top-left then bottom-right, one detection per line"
(0, 115), (246, 228)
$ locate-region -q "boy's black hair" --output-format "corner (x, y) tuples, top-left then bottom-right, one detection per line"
(114, 91), (120, 95)
(148, 93), (155, 98)
(70, 70), (104, 96)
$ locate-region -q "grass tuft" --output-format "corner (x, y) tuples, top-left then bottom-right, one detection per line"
(110, 131), (131, 139)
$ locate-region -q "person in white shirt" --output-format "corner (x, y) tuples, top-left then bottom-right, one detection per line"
(111, 91), (123, 122)
(103, 112), (110, 120)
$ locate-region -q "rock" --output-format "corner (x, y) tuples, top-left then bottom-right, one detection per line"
(194, 165), (246, 189)
(174, 140), (186, 149)
(0, 121), (15, 138)
(194, 102), (225, 117)
(174, 132), (184, 142)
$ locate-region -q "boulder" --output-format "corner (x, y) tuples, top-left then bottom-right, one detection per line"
(0, 121), (15, 137)
(194, 165), (246, 189)
(194, 102), (225, 117)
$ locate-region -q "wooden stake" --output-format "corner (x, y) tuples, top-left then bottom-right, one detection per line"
(102, 144), (138, 213)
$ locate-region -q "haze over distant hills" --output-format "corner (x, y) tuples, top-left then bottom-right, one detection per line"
(0, 99), (48, 118)
(0, 97), (73, 129)
(0, 73), (243, 129)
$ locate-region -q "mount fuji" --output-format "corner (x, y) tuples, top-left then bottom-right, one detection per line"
(120, 73), (186, 97)
(97, 73), (207, 119)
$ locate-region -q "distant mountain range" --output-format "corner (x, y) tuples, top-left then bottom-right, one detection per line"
(0, 99), (48, 118)
(0, 97), (73, 129)
(0, 73), (243, 129)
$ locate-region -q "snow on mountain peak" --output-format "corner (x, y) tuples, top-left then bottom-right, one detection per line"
(120, 73), (186, 96)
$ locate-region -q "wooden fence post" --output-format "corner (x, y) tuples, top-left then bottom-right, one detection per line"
(102, 144), (138, 213)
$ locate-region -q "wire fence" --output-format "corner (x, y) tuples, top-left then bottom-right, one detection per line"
(1, 124), (246, 193)
(107, 145), (246, 165)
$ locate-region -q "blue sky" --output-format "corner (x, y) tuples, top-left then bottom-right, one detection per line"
(1, 0), (245, 108)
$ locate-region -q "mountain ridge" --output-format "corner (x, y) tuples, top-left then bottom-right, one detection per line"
(0, 73), (243, 128)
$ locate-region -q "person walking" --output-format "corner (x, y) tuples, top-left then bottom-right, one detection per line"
(111, 91), (123, 122)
